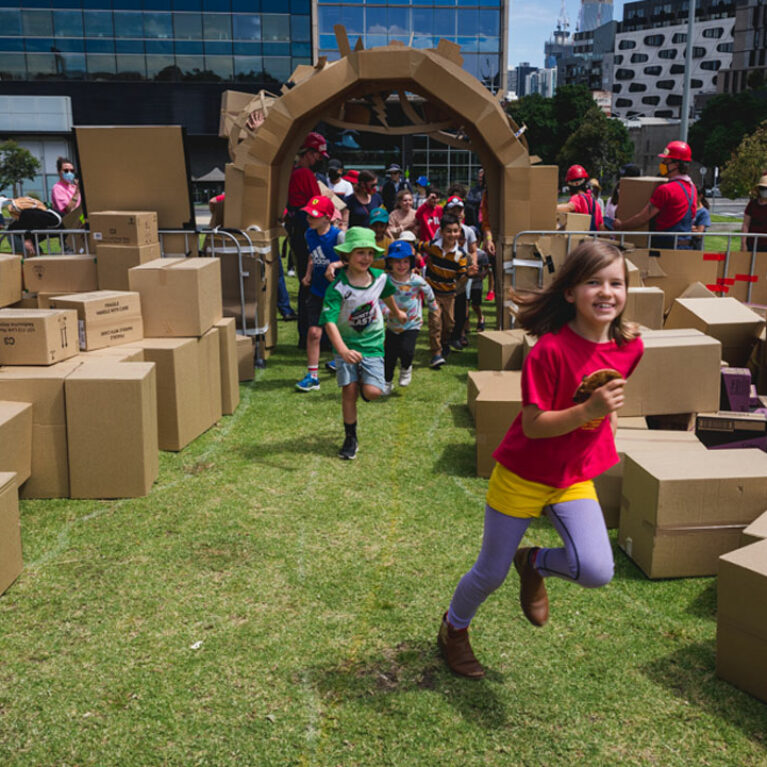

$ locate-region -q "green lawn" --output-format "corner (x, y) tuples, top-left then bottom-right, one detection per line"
(1, 279), (766, 766)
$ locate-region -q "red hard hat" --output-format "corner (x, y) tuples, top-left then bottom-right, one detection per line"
(659, 140), (692, 162)
(565, 164), (589, 183)
(302, 131), (329, 158)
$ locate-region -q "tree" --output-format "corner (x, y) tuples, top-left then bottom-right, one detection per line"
(719, 120), (767, 198)
(0, 140), (40, 197)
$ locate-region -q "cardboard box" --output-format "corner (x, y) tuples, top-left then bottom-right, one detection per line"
(477, 329), (526, 371)
(65, 361), (158, 498)
(37, 292), (69, 309)
(129, 258), (223, 337)
(49, 291), (143, 351)
(623, 329), (721, 416)
(10, 293), (38, 309)
(214, 318), (239, 415)
(0, 255), (22, 308)
(0, 309), (79, 366)
(680, 281), (717, 300)
(720, 367), (752, 411)
(618, 449), (767, 577)
(0, 472), (22, 596)
(625, 258), (642, 287)
(138, 332), (221, 451)
(89, 211), (158, 247)
(0, 359), (83, 498)
(236, 334), (254, 382)
(741, 511), (767, 546)
(0, 401), (32, 486)
(717, 539), (767, 703)
(96, 242), (162, 291)
(22, 256), (98, 294)
(695, 411), (767, 451)
(616, 177), (666, 247)
(594, 428), (705, 529)
(624, 287), (664, 329)
(77, 344), (145, 363)
(665, 297), (764, 367)
(629, 250), (719, 310)
(474, 371), (523, 477)
(467, 370), (518, 421)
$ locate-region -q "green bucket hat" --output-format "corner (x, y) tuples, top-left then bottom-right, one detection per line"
(334, 226), (384, 256)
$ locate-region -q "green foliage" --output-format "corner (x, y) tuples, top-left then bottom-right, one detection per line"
(688, 89), (767, 170)
(719, 120), (767, 198)
(0, 140), (40, 196)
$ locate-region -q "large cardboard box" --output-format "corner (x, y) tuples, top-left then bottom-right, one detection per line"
(741, 511), (767, 546)
(88, 211), (158, 247)
(129, 258), (222, 337)
(96, 242), (162, 291)
(616, 177), (666, 247)
(0, 472), (22, 596)
(594, 428), (705, 529)
(696, 411), (767, 451)
(0, 255), (22, 308)
(0, 401), (32, 486)
(0, 309), (79, 366)
(629, 250), (719, 310)
(476, 329), (526, 371)
(0, 359), (82, 498)
(618, 449), (767, 577)
(717, 540), (767, 703)
(623, 329), (721, 416)
(623, 287), (664, 329)
(77, 344), (145, 363)
(138, 331), (221, 451)
(473, 371), (523, 477)
(665, 297), (764, 367)
(65, 361), (158, 498)
(214, 318), (239, 415)
(22, 256), (98, 294)
(49, 291), (143, 351)
(236, 334), (254, 382)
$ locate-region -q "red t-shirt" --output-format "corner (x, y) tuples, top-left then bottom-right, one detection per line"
(493, 324), (644, 488)
(745, 199), (767, 252)
(569, 191), (603, 230)
(415, 202), (443, 241)
(287, 166), (321, 208)
(650, 178), (697, 230)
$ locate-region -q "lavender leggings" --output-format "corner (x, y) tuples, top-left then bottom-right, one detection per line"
(447, 499), (614, 630)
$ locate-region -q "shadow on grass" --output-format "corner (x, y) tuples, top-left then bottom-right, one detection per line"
(237, 432), (339, 465)
(642, 640), (767, 745)
(432, 442), (477, 478)
(305, 637), (509, 729)
(685, 580), (717, 621)
(449, 402), (472, 428)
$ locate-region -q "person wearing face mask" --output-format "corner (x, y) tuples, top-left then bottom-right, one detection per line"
(614, 140), (697, 250)
(742, 173), (767, 254)
(51, 157), (81, 215)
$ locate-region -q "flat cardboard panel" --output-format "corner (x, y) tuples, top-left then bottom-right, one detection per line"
(97, 243), (162, 291)
(0, 309), (79, 366)
(616, 177), (665, 247)
(741, 511), (767, 546)
(214, 318), (239, 415)
(22, 256), (98, 294)
(718, 539), (767, 641)
(88, 211), (158, 247)
(75, 126), (195, 230)
(66, 361), (158, 498)
(716, 251), (767, 304)
(716, 619), (767, 703)
(0, 401), (32, 486)
(236, 334), (254, 382)
(624, 287), (664, 329)
(0, 255), (22, 308)
(474, 371), (523, 477)
(476, 330), (525, 371)
(0, 472), (22, 596)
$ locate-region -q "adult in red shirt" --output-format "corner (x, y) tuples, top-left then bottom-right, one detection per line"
(415, 187), (443, 241)
(741, 173), (767, 253)
(556, 164), (603, 231)
(615, 140), (697, 249)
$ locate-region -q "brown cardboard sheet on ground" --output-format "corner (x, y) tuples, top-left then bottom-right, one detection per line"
(665, 297), (764, 367)
(476, 330), (526, 371)
(0, 401), (32, 486)
(0, 472), (22, 596)
(97, 243), (161, 291)
(0, 309), (79, 366)
(236, 334), (255, 382)
(624, 287), (664, 329)
(75, 127), (195, 231)
(214, 318), (239, 415)
(22, 256), (98, 294)
(0, 255), (22, 308)
(66, 361), (158, 498)
(472, 371), (523, 477)
(741, 511), (767, 546)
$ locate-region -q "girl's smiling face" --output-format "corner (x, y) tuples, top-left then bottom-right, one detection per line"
(565, 257), (627, 339)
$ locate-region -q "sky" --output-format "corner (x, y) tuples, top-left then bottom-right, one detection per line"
(508, 0), (626, 70)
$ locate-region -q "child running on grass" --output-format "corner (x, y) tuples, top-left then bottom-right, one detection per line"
(320, 227), (407, 460)
(381, 240), (438, 395)
(438, 240), (644, 678)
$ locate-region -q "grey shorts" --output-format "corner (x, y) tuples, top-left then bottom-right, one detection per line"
(335, 355), (385, 391)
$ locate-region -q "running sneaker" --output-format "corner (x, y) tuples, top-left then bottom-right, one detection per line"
(338, 435), (358, 460)
(485, 291), (495, 302)
(430, 354), (446, 368)
(325, 359), (337, 373)
(449, 340), (464, 352)
(399, 366), (413, 386)
(295, 374), (320, 392)
(382, 381), (393, 396)
(477, 319), (485, 332)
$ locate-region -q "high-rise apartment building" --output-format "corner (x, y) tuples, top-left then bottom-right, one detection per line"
(578, 0), (613, 33)
(718, 0), (767, 93)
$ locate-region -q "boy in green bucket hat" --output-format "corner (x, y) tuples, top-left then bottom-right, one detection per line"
(320, 227), (407, 459)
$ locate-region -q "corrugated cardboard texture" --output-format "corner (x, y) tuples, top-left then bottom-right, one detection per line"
(624, 287), (664, 330)
(476, 330), (526, 371)
(474, 371), (523, 478)
(716, 619), (767, 704)
(716, 251), (767, 304)
(616, 177), (666, 247)
(0, 255), (22, 308)
(0, 309), (79, 366)
(97, 243), (161, 291)
(214, 318), (240, 415)
(741, 511), (767, 546)
(88, 211), (158, 247)
(66, 361), (158, 498)
(236, 334), (254, 382)
(0, 472), (22, 596)
(0, 401), (32, 486)
(22, 256), (98, 294)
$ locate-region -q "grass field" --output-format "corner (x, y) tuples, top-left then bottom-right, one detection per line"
(1, 279), (767, 766)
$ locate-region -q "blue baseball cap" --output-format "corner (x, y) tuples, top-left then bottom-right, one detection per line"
(416, 175), (429, 187)
(386, 240), (415, 259)
(368, 206), (389, 225)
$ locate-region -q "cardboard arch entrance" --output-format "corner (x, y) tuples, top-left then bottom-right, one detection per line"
(223, 43), (541, 240)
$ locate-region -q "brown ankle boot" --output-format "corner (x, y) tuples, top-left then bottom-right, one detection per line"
(437, 612), (485, 679)
(514, 547), (549, 626)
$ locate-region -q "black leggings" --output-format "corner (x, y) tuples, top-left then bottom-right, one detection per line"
(384, 329), (419, 381)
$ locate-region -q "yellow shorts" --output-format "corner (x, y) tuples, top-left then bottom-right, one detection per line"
(486, 463), (597, 519)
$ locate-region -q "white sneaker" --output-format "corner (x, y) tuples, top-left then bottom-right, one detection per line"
(383, 381), (393, 396)
(399, 366), (412, 386)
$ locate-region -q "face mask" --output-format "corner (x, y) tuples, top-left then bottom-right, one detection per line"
(658, 162), (668, 177)
(62, 171), (75, 182)
(759, 188), (767, 200)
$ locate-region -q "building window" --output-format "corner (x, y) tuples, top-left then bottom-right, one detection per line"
(614, 54), (623, 64)
(666, 94), (683, 106)
(670, 63), (685, 74)
(629, 82), (647, 92)
(657, 79), (674, 89)
(703, 26), (724, 38)
(701, 60), (722, 70)
(717, 42), (733, 53)
(618, 39), (636, 49)
(114, 12), (144, 38)
(642, 95), (660, 105)
(53, 11), (83, 38)
(615, 97), (633, 107)
(203, 14), (231, 40)
(630, 52), (648, 63)
(174, 14), (203, 40)
(22, 10), (53, 37)
(658, 48), (677, 59)
(612, 83), (622, 92)
(644, 34), (664, 46)
(615, 67), (635, 80)
(644, 65), (662, 75)
(655, 109), (674, 117)
(693, 46), (706, 58)
(672, 32), (687, 43)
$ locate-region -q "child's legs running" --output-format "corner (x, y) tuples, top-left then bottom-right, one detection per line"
(427, 302), (442, 355)
(448, 505), (531, 629)
(341, 382), (359, 423)
(536, 499), (614, 588)
(384, 329), (400, 382)
(398, 329), (419, 369)
(306, 326), (322, 367)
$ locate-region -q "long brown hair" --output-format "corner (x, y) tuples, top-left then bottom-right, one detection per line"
(512, 240), (638, 345)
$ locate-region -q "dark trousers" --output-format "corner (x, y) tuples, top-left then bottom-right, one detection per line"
(451, 291), (469, 342)
(384, 329), (419, 381)
(286, 210), (311, 345)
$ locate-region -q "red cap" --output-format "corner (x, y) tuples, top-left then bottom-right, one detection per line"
(343, 169), (359, 183)
(658, 140), (692, 162)
(445, 195), (464, 208)
(302, 131), (329, 158)
(302, 195), (335, 219)
(565, 164), (589, 183)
